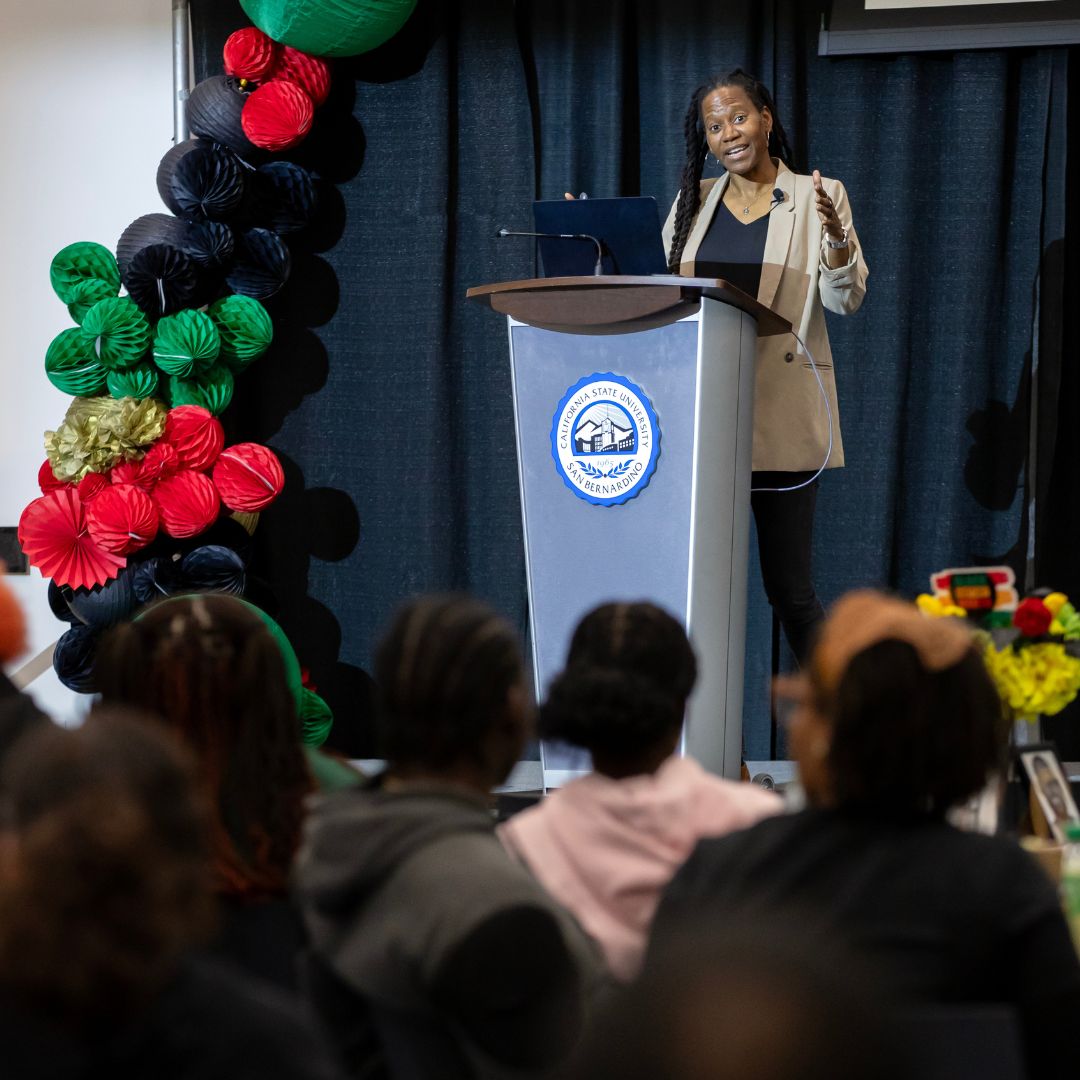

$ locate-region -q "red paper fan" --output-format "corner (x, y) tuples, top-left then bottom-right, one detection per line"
(18, 489), (126, 590)
(211, 442), (284, 512)
(153, 470), (220, 539)
(162, 405), (225, 471)
(110, 461), (142, 487)
(223, 27), (279, 82)
(136, 441), (180, 489)
(270, 47), (331, 106)
(242, 80), (313, 152)
(77, 472), (110, 502)
(85, 483), (160, 555)
(38, 460), (67, 494)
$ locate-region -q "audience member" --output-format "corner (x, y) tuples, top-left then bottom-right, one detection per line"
(651, 589), (1080, 1076)
(0, 570), (48, 755)
(95, 593), (313, 991)
(0, 710), (343, 1080)
(573, 919), (900, 1080)
(499, 601), (780, 979)
(296, 594), (603, 1079)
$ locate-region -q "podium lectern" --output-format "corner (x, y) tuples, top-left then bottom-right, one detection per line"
(467, 276), (791, 787)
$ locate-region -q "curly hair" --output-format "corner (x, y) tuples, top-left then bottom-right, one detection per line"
(539, 602), (697, 761)
(667, 68), (796, 272)
(374, 594), (525, 770)
(813, 639), (1008, 819)
(0, 709), (214, 1027)
(95, 594), (312, 901)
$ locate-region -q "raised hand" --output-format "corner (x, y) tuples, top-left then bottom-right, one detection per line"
(812, 169), (845, 243)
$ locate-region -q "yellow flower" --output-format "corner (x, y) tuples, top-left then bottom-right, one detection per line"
(917, 594), (966, 619)
(983, 642), (1080, 717)
(1044, 592), (1069, 618)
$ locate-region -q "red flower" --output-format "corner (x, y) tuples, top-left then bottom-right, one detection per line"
(1014, 597), (1053, 638)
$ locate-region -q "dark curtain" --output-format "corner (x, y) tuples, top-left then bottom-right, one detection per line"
(192, 1), (1071, 759)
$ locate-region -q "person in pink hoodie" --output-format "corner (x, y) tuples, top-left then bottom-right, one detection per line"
(498, 602), (781, 981)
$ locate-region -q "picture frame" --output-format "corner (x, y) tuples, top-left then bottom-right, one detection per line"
(1018, 746), (1080, 843)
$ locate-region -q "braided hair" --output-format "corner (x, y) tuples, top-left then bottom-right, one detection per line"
(374, 594), (526, 773)
(95, 594), (312, 901)
(540, 602), (697, 761)
(667, 69), (796, 272)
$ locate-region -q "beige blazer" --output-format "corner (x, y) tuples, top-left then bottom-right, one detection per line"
(661, 159), (868, 471)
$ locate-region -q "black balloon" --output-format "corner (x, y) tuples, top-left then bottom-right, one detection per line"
(48, 580), (79, 624)
(181, 545), (246, 595)
(132, 556), (185, 606)
(186, 76), (262, 161)
(225, 228), (291, 299)
(66, 566), (137, 629)
(53, 625), (100, 693)
(251, 162), (318, 235)
(123, 243), (203, 318)
(157, 139), (246, 223)
(116, 213), (186, 274)
(181, 221), (235, 269)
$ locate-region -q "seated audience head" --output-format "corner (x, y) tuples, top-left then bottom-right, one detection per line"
(540, 601), (697, 777)
(374, 594), (528, 789)
(573, 919), (899, 1080)
(95, 594), (311, 899)
(0, 569), (49, 759)
(0, 567), (27, 666)
(0, 708), (214, 1027)
(784, 590), (1006, 819)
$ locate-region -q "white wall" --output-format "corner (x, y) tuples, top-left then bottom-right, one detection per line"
(0, 1), (176, 722)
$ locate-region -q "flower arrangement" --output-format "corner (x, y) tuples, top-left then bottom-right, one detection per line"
(918, 567), (1080, 721)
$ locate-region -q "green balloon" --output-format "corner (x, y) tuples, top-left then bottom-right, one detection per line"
(45, 328), (107, 397)
(81, 296), (151, 371)
(299, 687), (334, 747)
(154, 310), (221, 378)
(239, 0), (417, 57)
(169, 362), (234, 416)
(209, 295), (273, 371)
(107, 363), (160, 401)
(50, 241), (120, 304)
(67, 277), (118, 325)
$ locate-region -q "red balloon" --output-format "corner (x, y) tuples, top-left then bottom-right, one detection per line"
(136, 441), (180, 490)
(241, 80), (314, 152)
(269, 47), (331, 106)
(110, 461), (142, 486)
(85, 483), (160, 555)
(77, 472), (111, 502)
(38, 460), (67, 494)
(212, 442), (284, 512)
(153, 470), (221, 539)
(223, 26), (280, 82)
(162, 405), (225, 471)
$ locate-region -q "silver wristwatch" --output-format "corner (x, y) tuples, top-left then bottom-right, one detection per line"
(826, 227), (849, 249)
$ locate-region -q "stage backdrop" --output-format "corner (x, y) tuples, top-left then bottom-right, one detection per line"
(192, 1), (1071, 759)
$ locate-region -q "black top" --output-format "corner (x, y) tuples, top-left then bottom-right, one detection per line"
(692, 202), (768, 299)
(651, 808), (1080, 1078)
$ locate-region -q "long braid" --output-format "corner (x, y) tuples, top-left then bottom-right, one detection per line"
(667, 84), (710, 272)
(668, 68), (796, 274)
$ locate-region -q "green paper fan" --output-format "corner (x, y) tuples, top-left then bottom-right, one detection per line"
(299, 687), (334, 747)
(66, 277), (119, 325)
(81, 297), (151, 371)
(50, 242), (121, 304)
(45, 328), (108, 397)
(107, 363), (160, 401)
(208, 295), (273, 371)
(169, 362), (234, 416)
(153, 310), (221, 378)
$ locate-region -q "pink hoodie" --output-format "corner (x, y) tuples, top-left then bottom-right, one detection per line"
(498, 756), (782, 981)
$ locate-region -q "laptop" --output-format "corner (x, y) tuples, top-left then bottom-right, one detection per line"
(531, 196), (669, 277)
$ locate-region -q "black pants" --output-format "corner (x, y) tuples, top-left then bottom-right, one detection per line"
(750, 471), (825, 665)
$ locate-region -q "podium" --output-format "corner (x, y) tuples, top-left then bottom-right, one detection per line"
(467, 276), (790, 787)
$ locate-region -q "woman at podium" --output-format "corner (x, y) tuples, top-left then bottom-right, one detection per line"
(662, 69), (868, 664)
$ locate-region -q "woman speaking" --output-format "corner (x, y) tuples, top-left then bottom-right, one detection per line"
(662, 69), (868, 663)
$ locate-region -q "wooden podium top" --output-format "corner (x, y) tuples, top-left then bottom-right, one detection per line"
(466, 275), (791, 337)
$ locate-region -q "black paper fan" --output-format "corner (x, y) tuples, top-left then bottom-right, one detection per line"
(156, 139), (246, 223)
(250, 161), (318, 235)
(53, 624), (100, 693)
(225, 228), (291, 299)
(122, 243), (203, 319)
(65, 566), (137, 629)
(116, 213), (186, 274)
(187, 76), (262, 161)
(180, 544), (246, 595)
